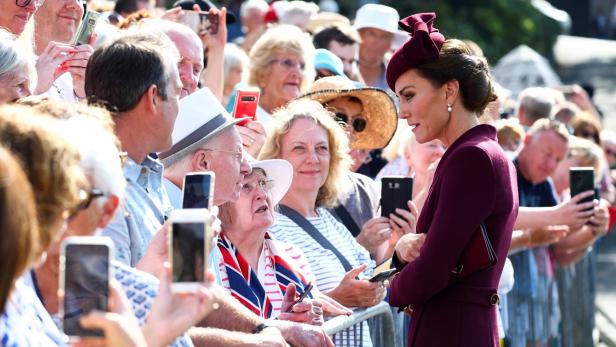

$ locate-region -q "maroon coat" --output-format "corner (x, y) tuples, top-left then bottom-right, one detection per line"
(389, 124), (519, 347)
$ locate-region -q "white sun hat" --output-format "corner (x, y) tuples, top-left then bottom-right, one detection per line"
(353, 4), (399, 34)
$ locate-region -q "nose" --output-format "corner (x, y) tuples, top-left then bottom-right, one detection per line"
(305, 148), (319, 164)
(240, 154), (251, 177)
(66, 0), (82, 10)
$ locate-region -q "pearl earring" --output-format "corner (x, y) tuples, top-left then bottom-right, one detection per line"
(447, 104), (453, 113)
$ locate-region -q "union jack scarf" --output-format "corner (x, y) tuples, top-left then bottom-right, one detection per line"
(217, 232), (313, 318)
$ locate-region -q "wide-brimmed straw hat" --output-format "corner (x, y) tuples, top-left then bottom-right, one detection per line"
(299, 76), (397, 150)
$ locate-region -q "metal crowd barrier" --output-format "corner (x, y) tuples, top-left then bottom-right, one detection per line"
(323, 301), (395, 347)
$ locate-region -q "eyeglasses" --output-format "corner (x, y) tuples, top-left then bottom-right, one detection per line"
(68, 188), (105, 219)
(334, 112), (367, 133)
(270, 58), (306, 72)
(202, 148), (245, 163)
(241, 178), (274, 195)
(16, 0), (45, 8)
(578, 130), (598, 141)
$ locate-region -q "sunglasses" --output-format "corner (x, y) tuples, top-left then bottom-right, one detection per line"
(16, 0), (44, 7)
(334, 112), (367, 133)
(68, 188), (105, 219)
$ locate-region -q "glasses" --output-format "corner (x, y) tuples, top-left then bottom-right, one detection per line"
(241, 178), (274, 195)
(16, 0), (45, 7)
(68, 189), (105, 219)
(578, 130), (598, 141)
(203, 148), (245, 162)
(270, 58), (306, 72)
(334, 112), (367, 133)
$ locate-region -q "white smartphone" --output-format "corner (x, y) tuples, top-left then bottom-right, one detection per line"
(169, 208), (210, 292)
(60, 236), (113, 339)
(182, 172), (215, 209)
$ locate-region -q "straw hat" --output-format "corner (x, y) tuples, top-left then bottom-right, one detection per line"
(299, 76), (397, 150)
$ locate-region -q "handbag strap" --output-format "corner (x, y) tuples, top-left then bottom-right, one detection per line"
(278, 204), (353, 272)
(333, 204), (361, 237)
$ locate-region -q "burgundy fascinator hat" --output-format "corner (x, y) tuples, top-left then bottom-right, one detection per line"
(386, 13), (446, 91)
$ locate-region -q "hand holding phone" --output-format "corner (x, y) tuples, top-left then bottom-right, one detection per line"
(232, 89), (260, 126)
(169, 209), (210, 292)
(72, 11), (100, 46)
(381, 176), (414, 218)
(286, 283), (313, 312)
(368, 269), (397, 283)
(570, 167), (595, 209)
(61, 236), (112, 338)
(181, 10), (219, 36)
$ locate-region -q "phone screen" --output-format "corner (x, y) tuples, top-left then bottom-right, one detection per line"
(172, 222), (206, 283)
(63, 244), (109, 337)
(182, 173), (214, 209)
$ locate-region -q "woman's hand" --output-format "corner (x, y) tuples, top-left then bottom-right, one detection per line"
(388, 200), (418, 237)
(238, 120), (266, 157)
(141, 264), (217, 347)
(355, 217), (391, 255)
(198, 6), (227, 53)
(527, 225), (569, 247)
(587, 199), (610, 236)
(34, 41), (77, 95)
(394, 233), (426, 264)
(278, 283), (323, 326)
(325, 265), (386, 308)
(67, 39), (95, 99)
(74, 282), (146, 347)
(319, 294), (352, 316)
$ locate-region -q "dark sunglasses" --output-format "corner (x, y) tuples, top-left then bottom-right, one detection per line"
(68, 188), (105, 219)
(334, 112), (367, 133)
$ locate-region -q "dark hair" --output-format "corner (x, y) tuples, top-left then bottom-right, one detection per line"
(113, 0), (139, 15)
(313, 26), (358, 49)
(415, 39), (497, 115)
(85, 32), (178, 113)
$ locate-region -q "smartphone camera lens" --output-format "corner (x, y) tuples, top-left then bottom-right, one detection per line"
(242, 96), (255, 102)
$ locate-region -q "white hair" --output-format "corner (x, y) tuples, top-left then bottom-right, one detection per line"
(223, 43), (249, 82)
(240, 0), (269, 18)
(61, 116), (126, 201)
(279, 1), (319, 27)
(0, 29), (36, 87)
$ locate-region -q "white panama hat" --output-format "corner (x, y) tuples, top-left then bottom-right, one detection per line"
(353, 4), (399, 34)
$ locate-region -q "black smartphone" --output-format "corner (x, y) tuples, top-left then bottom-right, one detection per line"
(60, 236), (112, 338)
(182, 172), (215, 209)
(286, 283), (313, 312)
(381, 176), (413, 218)
(369, 268), (397, 283)
(169, 209), (209, 292)
(570, 167), (595, 207)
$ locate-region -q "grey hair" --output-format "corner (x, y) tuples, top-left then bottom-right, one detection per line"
(516, 87), (560, 125)
(240, 0), (269, 18)
(61, 116), (126, 201)
(279, 1), (319, 25)
(0, 29), (35, 85)
(223, 43), (249, 84)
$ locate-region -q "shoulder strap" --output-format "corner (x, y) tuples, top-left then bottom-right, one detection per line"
(278, 204), (353, 272)
(333, 204), (361, 237)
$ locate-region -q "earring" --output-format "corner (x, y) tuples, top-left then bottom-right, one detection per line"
(447, 104), (453, 113)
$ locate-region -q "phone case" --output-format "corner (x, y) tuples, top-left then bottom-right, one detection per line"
(380, 176), (413, 218)
(72, 11), (100, 45)
(60, 236), (113, 338)
(232, 90), (260, 126)
(570, 167), (594, 205)
(182, 172), (215, 209)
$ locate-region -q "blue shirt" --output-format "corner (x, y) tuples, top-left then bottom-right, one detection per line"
(102, 156), (172, 266)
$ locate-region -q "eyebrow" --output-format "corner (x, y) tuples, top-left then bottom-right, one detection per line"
(397, 86), (414, 96)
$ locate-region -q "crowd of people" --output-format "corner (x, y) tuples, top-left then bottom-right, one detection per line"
(0, 0), (614, 346)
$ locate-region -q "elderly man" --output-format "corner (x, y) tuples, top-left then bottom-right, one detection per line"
(85, 30), (182, 266)
(158, 88), (333, 347)
(32, 0), (94, 99)
(354, 4), (398, 90)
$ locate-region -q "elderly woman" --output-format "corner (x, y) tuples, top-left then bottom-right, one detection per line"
(223, 43), (249, 107)
(260, 99), (385, 346)
(216, 157), (350, 323)
(0, 29), (34, 103)
(247, 24), (315, 124)
(0, 0), (40, 36)
(385, 13), (518, 346)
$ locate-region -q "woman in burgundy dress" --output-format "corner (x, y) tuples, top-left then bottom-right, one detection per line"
(386, 13), (519, 347)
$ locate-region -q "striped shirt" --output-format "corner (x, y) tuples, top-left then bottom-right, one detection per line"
(269, 208), (375, 347)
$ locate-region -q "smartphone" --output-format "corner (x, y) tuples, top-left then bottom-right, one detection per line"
(60, 236), (112, 338)
(570, 167), (595, 207)
(286, 283), (313, 312)
(380, 176), (414, 218)
(232, 89), (260, 126)
(72, 10), (100, 46)
(369, 268), (397, 283)
(169, 209), (210, 292)
(182, 172), (215, 209)
(181, 10), (219, 35)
